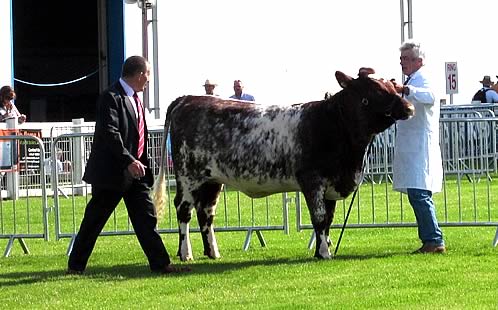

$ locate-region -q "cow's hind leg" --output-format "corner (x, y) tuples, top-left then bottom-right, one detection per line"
(195, 182), (223, 259)
(175, 180), (196, 261)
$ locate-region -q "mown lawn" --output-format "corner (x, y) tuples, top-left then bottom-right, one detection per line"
(1, 176), (498, 309)
(1, 226), (497, 309)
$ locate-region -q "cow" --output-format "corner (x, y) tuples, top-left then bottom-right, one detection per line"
(152, 68), (415, 260)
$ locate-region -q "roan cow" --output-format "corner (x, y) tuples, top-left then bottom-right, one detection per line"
(152, 68), (414, 260)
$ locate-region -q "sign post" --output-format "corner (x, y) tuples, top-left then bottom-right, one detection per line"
(445, 62), (458, 105)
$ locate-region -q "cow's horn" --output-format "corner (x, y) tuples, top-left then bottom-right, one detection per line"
(359, 67), (375, 78)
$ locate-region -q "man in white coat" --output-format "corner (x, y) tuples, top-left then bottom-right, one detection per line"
(393, 41), (446, 254)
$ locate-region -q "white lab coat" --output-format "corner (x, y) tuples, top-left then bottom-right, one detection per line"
(393, 68), (443, 194)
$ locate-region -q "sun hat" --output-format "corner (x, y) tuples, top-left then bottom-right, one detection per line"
(203, 79), (217, 86)
(480, 75), (493, 85)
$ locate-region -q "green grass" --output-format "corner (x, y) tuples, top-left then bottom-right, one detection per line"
(1, 177), (498, 309)
(1, 227), (497, 309)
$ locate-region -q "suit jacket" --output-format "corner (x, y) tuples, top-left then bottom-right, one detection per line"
(83, 81), (153, 191)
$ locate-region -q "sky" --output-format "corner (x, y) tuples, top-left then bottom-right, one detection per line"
(123, 0), (498, 114)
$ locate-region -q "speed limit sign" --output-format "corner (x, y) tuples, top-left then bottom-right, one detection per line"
(445, 62), (458, 94)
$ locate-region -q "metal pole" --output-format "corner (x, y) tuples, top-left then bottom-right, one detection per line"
(141, 0), (150, 110)
(400, 0), (413, 43)
(407, 0), (413, 39)
(152, 2), (160, 118)
(400, 0), (405, 44)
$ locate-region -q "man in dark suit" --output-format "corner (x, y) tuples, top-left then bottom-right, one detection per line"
(67, 56), (189, 274)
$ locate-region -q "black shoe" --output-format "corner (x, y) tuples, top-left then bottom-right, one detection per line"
(152, 265), (191, 274)
(66, 268), (84, 275)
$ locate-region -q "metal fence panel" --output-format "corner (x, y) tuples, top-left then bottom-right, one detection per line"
(296, 116), (498, 247)
(51, 128), (289, 254)
(0, 134), (49, 257)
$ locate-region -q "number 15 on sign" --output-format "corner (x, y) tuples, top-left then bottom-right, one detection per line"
(445, 62), (458, 95)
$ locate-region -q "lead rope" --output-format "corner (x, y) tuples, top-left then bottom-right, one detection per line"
(334, 140), (374, 256)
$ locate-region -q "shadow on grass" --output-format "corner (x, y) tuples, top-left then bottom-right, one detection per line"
(0, 252), (398, 287)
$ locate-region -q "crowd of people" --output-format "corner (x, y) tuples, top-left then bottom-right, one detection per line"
(202, 78), (255, 102)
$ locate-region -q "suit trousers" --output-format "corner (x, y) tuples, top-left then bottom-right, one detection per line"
(68, 180), (171, 272)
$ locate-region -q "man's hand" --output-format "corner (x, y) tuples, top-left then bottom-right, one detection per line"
(127, 160), (146, 179)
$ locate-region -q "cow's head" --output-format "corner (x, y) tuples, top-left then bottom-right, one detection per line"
(335, 68), (415, 133)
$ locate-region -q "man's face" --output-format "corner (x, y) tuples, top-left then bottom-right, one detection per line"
(233, 81), (243, 96)
(205, 85), (215, 95)
(400, 50), (422, 76)
(137, 65), (151, 91)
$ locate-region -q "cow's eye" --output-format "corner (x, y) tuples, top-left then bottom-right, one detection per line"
(361, 98), (369, 105)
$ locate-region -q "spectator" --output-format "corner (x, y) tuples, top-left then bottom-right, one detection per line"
(67, 56), (190, 275)
(392, 41), (446, 254)
(203, 79), (218, 96)
(471, 75), (498, 103)
(0, 85), (27, 124)
(230, 80), (255, 101)
(44, 148), (71, 176)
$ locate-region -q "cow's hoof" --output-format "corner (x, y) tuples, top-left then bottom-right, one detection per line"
(179, 255), (194, 262)
(314, 253), (333, 260)
(204, 250), (221, 259)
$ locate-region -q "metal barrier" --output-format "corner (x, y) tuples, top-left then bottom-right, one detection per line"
(3, 112), (498, 257)
(51, 129), (290, 255)
(0, 134), (49, 257)
(297, 116), (498, 248)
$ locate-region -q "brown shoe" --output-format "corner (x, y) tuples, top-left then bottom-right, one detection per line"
(412, 244), (446, 254)
(153, 265), (191, 274)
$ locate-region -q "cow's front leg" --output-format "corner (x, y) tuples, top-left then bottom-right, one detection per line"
(175, 183), (195, 261)
(196, 183), (223, 259)
(323, 199), (337, 250)
(298, 172), (332, 259)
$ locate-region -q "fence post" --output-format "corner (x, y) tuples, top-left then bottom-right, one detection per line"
(5, 117), (18, 199)
(72, 118), (85, 195)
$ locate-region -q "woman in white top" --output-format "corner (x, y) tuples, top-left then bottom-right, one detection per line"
(0, 85), (27, 124)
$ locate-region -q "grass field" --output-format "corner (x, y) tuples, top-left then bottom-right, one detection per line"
(1, 179), (498, 309)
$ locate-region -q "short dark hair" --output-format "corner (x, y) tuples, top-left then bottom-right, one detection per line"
(121, 56), (148, 78)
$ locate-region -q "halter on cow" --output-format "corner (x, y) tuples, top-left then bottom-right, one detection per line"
(152, 68), (414, 260)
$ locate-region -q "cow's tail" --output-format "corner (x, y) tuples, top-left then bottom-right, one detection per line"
(151, 96), (185, 220)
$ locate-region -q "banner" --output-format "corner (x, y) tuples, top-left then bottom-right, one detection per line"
(0, 129), (42, 172)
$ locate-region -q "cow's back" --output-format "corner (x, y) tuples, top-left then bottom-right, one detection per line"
(169, 96), (303, 197)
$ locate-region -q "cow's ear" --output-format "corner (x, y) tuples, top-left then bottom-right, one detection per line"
(335, 71), (352, 88)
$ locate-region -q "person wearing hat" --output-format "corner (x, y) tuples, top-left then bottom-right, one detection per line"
(472, 75), (498, 103)
(203, 79), (218, 96)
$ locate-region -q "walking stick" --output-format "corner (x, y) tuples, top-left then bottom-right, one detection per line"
(334, 141), (373, 256)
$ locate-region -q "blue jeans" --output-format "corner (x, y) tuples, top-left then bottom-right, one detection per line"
(407, 188), (445, 246)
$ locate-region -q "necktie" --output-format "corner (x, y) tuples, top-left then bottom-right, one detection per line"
(402, 76), (411, 98)
(133, 92), (145, 158)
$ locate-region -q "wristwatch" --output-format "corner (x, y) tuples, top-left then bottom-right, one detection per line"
(403, 86), (410, 96)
